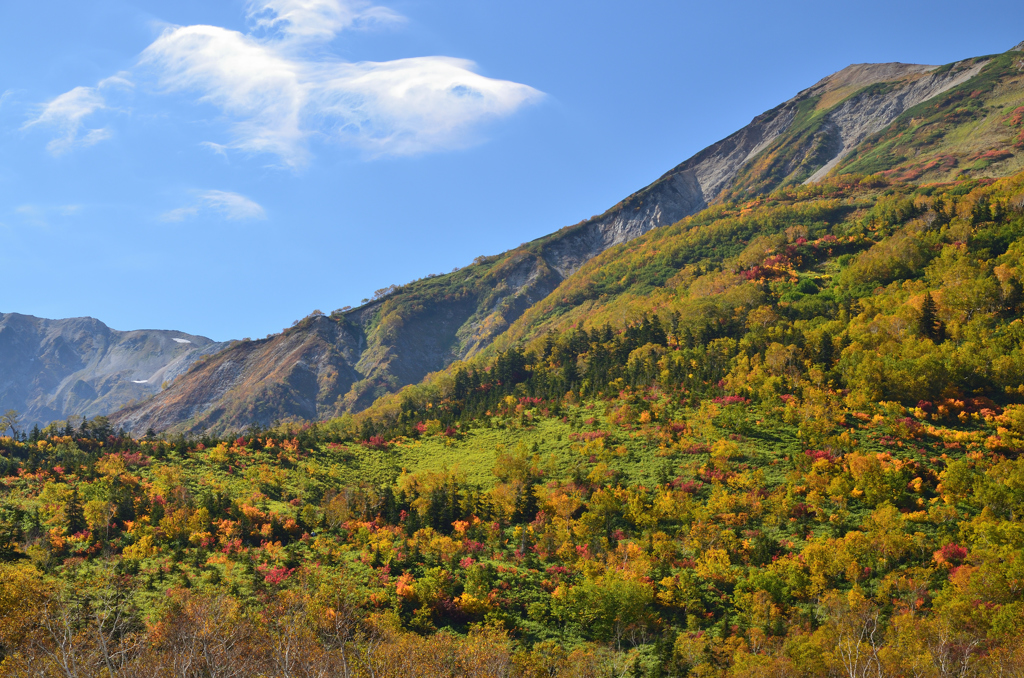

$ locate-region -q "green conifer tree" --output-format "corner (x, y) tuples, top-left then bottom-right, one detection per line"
(66, 487), (86, 535)
(920, 292), (939, 340)
(817, 332), (834, 366)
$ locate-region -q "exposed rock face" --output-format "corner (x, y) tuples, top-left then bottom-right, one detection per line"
(106, 55), (1011, 436)
(0, 313), (225, 427)
(534, 62), (977, 277)
(804, 61), (988, 182)
(718, 59), (993, 198)
(537, 102), (798, 277)
(112, 251), (569, 436)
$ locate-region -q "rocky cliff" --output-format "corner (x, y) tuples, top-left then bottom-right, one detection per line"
(108, 315), (362, 434)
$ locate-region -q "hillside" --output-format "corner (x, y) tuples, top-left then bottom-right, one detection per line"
(348, 164), (1024, 438)
(0, 313), (225, 428)
(6, 39), (1024, 678)
(108, 47), (1024, 436)
(5, 169), (1024, 676)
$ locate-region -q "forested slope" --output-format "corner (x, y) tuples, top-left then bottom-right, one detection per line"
(5, 168), (1024, 676)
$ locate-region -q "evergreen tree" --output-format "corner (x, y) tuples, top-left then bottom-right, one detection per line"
(919, 291), (940, 341)
(817, 332), (834, 366)
(453, 368), (471, 401)
(931, 195), (948, 226)
(65, 486), (86, 535)
(380, 485), (400, 524)
(0, 508), (24, 562)
(972, 197), (992, 224)
(426, 486), (451, 533)
(541, 332), (554, 358)
(680, 326), (694, 349)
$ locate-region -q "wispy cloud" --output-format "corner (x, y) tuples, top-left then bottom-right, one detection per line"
(24, 74), (132, 155)
(32, 0), (541, 165)
(15, 205), (47, 227)
(200, 141), (230, 157)
(24, 87), (109, 154)
(99, 72), (135, 90)
(14, 203), (83, 227)
(247, 0), (405, 43)
(161, 190), (267, 222)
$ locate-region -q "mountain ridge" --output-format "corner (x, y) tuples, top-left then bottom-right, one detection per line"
(76, 47), (1024, 434)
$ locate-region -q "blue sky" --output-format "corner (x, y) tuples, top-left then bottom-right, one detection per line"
(1, 0), (1021, 341)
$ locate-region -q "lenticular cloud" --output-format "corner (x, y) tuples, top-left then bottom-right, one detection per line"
(137, 0), (542, 166)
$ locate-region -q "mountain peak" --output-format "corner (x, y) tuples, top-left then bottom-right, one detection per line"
(1013, 40), (1024, 51)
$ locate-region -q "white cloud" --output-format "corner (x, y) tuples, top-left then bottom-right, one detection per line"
(162, 190), (267, 222)
(142, 24), (310, 165)
(15, 205), (46, 227)
(160, 205), (198, 222)
(200, 141), (230, 157)
(246, 0), (404, 43)
(139, 0), (541, 166)
(312, 56), (545, 156)
(30, 0), (542, 164)
(22, 74), (130, 154)
(14, 203), (83, 226)
(98, 72), (135, 90)
(24, 86), (111, 155)
(202, 190), (267, 219)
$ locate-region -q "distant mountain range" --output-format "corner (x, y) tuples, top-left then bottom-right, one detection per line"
(6, 42), (1024, 435)
(0, 313), (225, 428)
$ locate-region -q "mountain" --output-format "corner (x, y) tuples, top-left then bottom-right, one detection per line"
(11, 111), (1024, 677)
(333, 144), (1024, 477)
(0, 313), (226, 428)
(110, 46), (1024, 435)
(9, 41), (1024, 678)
